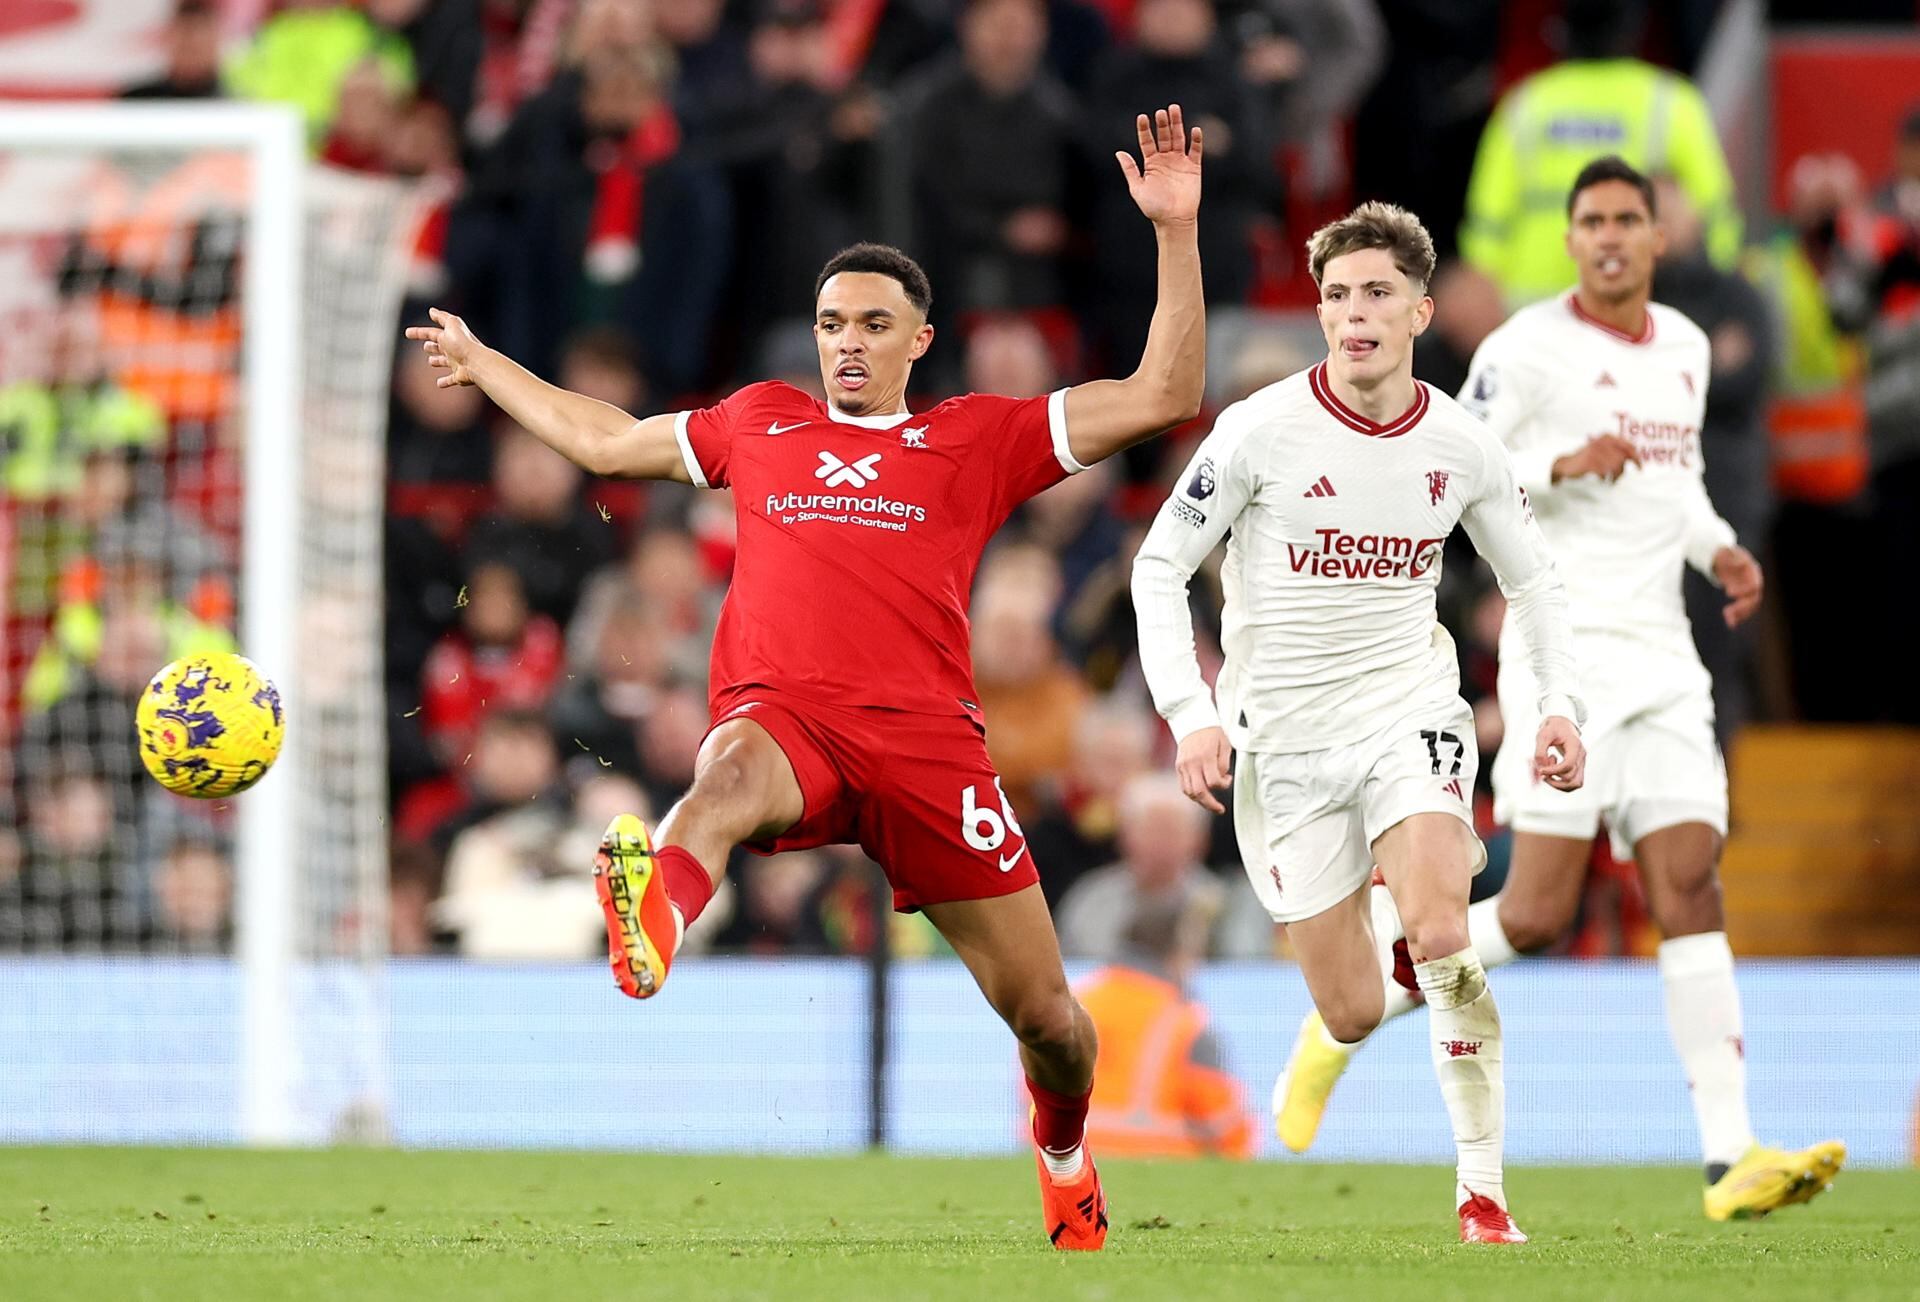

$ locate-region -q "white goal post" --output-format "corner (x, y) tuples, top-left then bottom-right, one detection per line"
(0, 102), (415, 1143)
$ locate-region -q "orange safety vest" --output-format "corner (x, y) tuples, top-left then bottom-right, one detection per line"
(1075, 966), (1254, 1159)
(1769, 388), (1869, 504)
(84, 152), (248, 424)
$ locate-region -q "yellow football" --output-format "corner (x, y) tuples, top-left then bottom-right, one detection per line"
(135, 652), (286, 798)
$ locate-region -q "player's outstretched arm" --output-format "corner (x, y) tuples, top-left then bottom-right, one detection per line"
(404, 309), (693, 482)
(1063, 105), (1205, 467)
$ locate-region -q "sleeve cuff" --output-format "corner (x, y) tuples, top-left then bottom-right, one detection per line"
(1166, 697), (1221, 743)
(1048, 388), (1087, 476)
(672, 410), (709, 489)
(1685, 517), (1737, 579)
(1538, 692), (1586, 729)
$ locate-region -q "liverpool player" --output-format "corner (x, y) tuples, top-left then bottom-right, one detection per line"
(1271, 157), (1845, 1221)
(1132, 202), (1586, 1244)
(409, 105), (1205, 1251)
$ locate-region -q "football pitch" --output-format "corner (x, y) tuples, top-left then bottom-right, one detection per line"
(3, 1149), (1915, 1301)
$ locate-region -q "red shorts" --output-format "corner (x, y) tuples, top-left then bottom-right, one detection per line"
(706, 685), (1040, 912)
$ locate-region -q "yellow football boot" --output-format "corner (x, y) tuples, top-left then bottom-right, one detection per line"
(1272, 1010), (1354, 1154)
(1703, 1140), (1847, 1221)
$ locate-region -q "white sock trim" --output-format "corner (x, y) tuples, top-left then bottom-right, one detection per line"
(1656, 929), (1734, 975)
(1467, 897), (1519, 968)
(1040, 1141), (1085, 1180)
(1413, 948), (1489, 1010)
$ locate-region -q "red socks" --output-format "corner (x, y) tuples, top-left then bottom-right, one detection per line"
(656, 845), (715, 927)
(1026, 1076), (1092, 1153)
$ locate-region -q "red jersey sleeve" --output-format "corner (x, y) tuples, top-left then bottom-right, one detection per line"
(674, 381), (787, 489)
(969, 388), (1085, 513)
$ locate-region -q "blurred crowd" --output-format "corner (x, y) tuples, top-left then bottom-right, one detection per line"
(4, 0), (1920, 964)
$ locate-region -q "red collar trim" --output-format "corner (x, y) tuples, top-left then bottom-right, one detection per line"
(1308, 363), (1430, 438)
(1567, 293), (1655, 345)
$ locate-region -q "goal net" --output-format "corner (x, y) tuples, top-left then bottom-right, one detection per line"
(0, 104), (416, 1142)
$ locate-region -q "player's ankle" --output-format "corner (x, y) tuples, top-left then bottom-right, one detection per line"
(1458, 1180), (1506, 1210)
(1040, 1142), (1086, 1181)
(657, 845), (716, 928)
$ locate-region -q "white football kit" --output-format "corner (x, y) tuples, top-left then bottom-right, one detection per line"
(1133, 363), (1583, 923)
(1463, 294), (1734, 856)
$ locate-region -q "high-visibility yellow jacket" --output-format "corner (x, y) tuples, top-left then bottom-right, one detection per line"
(1462, 58), (1741, 307)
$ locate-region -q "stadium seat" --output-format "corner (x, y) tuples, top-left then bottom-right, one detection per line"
(1722, 725), (1920, 955)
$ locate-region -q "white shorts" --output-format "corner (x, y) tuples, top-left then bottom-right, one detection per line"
(1233, 695), (1486, 924)
(1493, 686), (1727, 861)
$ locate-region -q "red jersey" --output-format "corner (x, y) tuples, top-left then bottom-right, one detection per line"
(674, 381), (1083, 718)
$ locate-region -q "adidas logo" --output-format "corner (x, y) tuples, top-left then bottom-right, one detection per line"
(1302, 475), (1337, 498)
(1596, 371), (1617, 388)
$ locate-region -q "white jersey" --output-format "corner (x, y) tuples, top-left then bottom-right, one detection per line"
(1462, 293), (1734, 673)
(1132, 362), (1583, 754)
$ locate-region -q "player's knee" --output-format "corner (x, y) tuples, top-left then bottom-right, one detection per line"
(683, 742), (779, 835)
(1322, 996), (1382, 1046)
(1654, 866), (1724, 936)
(1402, 915), (1469, 964)
(1498, 902), (1568, 956)
(1007, 989), (1083, 1059)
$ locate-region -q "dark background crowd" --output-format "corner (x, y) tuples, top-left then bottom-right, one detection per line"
(5, 0), (1920, 963)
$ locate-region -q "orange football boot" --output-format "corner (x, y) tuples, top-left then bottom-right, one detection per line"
(593, 814), (677, 998)
(1035, 1143), (1108, 1250)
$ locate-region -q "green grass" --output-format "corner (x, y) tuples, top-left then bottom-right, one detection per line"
(0, 1149), (1914, 1301)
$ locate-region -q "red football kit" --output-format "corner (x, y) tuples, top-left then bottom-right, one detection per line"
(673, 380), (1085, 909)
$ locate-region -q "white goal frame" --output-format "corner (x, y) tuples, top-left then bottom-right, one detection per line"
(0, 102), (305, 1143)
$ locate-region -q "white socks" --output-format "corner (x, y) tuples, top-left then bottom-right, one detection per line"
(1367, 887), (1518, 1034)
(1415, 947), (1506, 1210)
(1658, 931), (1755, 1170)
(1370, 885), (1423, 1030)
(1467, 896), (1519, 968)
(1040, 1140), (1086, 1180)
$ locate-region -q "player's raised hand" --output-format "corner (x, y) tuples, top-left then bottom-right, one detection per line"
(1176, 725), (1233, 814)
(1551, 434), (1641, 484)
(1532, 717), (1586, 791)
(404, 308), (484, 387)
(1116, 104), (1203, 228)
(1712, 544), (1764, 628)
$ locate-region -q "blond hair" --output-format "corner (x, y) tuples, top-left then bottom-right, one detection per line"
(1306, 202), (1437, 292)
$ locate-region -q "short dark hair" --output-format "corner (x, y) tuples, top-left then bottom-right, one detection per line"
(1567, 155), (1657, 219)
(814, 243), (932, 316)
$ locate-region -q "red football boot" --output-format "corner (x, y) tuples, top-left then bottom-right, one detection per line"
(1459, 1193), (1529, 1244)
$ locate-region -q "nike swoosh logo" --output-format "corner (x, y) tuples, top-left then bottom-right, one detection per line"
(767, 421), (808, 435)
(997, 845), (1026, 873)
